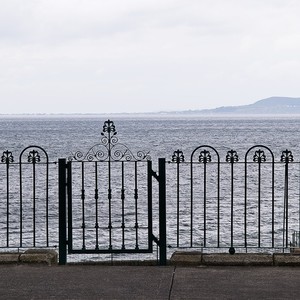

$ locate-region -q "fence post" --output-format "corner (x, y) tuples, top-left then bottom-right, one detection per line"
(58, 158), (67, 265)
(158, 158), (167, 265)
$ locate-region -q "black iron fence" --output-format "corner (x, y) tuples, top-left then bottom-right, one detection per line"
(166, 146), (300, 254)
(0, 119), (300, 265)
(0, 146), (58, 249)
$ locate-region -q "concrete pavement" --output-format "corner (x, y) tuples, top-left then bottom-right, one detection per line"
(1, 265), (300, 299)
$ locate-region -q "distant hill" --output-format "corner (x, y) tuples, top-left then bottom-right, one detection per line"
(195, 97), (300, 114)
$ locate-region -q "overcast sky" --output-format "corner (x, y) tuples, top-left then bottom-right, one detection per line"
(1, 0), (300, 114)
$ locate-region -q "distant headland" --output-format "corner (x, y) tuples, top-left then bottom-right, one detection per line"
(176, 97), (300, 115)
(1, 96), (300, 116)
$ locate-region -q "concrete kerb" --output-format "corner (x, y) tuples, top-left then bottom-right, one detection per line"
(170, 251), (300, 267)
(1, 250), (300, 266)
(273, 253), (300, 266)
(0, 249), (58, 266)
(0, 253), (20, 264)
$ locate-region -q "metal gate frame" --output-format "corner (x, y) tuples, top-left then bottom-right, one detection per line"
(58, 120), (166, 265)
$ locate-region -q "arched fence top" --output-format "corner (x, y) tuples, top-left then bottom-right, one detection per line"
(19, 145), (49, 164)
(190, 145), (220, 163)
(245, 144), (275, 163)
(169, 145), (294, 164)
(1, 146), (50, 165)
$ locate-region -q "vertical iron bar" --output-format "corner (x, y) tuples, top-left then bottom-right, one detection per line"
(108, 160), (112, 250)
(285, 161), (289, 248)
(121, 162), (125, 250)
(108, 125), (112, 250)
(6, 162), (9, 247)
(46, 159), (49, 247)
(19, 159), (23, 248)
(134, 161), (139, 250)
(33, 160), (36, 247)
(67, 161), (73, 253)
(95, 162), (99, 250)
(258, 162), (261, 248)
(58, 158), (67, 265)
(230, 161), (234, 253)
(190, 161), (193, 248)
(203, 163), (207, 248)
(81, 162), (85, 250)
(158, 158), (167, 266)
(176, 159), (180, 248)
(226, 150), (238, 255)
(147, 161), (153, 252)
(217, 160), (220, 248)
(244, 160), (247, 248)
(271, 161), (275, 248)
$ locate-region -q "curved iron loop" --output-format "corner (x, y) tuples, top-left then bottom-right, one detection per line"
(281, 149), (294, 163)
(226, 150), (239, 163)
(136, 150), (151, 161)
(253, 149), (266, 163)
(172, 150), (185, 163)
(1, 150), (14, 164)
(199, 150), (212, 164)
(100, 133), (118, 147)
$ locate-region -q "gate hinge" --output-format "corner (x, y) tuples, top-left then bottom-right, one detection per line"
(150, 169), (159, 181)
(151, 234), (160, 246)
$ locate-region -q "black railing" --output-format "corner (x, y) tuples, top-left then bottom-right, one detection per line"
(0, 146), (58, 249)
(0, 120), (300, 266)
(167, 146), (300, 254)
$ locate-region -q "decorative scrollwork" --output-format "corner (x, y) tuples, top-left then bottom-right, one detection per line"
(137, 150), (151, 161)
(253, 149), (266, 163)
(101, 119), (118, 147)
(172, 150), (185, 163)
(226, 150), (239, 163)
(103, 119), (116, 134)
(71, 120), (150, 162)
(199, 150), (211, 164)
(1, 150), (14, 164)
(28, 150), (41, 164)
(281, 149), (294, 163)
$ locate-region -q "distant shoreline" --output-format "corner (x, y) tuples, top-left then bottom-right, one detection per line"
(1, 112), (300, 119)
(2, 97), (300, 117)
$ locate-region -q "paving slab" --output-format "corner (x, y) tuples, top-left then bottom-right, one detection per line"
(274, 253), (300, 266)
(1, 265), (300, 299)
(0, 265), (173, 300)
(170, 266), (300, 300)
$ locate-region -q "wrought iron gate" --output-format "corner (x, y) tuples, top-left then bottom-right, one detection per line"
(58, 120), (167, 265)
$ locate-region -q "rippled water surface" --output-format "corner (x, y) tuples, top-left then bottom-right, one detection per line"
(1, 114), (300, 261)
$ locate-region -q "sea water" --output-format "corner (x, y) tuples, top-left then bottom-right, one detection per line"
(0, 114), (300, 261)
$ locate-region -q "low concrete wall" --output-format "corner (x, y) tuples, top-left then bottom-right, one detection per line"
(1, 249), (300, 266)
(170, 251), (300, 267)
(274, 254), (300, 266)
(0, 250), (58, 266)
